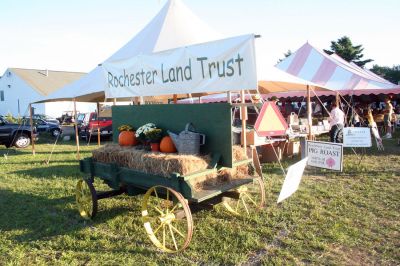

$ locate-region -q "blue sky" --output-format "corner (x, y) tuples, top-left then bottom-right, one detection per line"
(0, 0), (399, 74)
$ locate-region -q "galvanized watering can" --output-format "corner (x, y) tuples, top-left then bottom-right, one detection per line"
(167, 123), (205, 155)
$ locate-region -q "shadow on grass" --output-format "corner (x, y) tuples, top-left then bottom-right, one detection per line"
(0, 189), (130, 243)
(12, 165), (81, 179)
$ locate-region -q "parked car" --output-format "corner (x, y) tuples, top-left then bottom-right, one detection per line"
(22, 118), (62, 137)
(79, 112), (113, 140)
(0, 116), (38, 148)
(35, 119), (62, 137)
(32, 114), (60, 125)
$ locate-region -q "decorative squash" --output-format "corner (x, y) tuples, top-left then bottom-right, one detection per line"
(119, 131), (137, 146)
(160, 136), (177, 153)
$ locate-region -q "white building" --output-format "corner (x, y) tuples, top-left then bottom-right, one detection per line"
(0, 68), (96, 118)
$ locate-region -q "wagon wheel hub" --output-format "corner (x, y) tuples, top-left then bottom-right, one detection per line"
(159, 213), (176, 224)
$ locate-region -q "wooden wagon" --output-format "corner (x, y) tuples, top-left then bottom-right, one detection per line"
(76, 103), (265, 253)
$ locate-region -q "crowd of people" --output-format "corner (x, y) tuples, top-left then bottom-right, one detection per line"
(270, 96), (399, 143)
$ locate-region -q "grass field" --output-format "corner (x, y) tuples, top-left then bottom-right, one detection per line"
(0, 134), (399, 265)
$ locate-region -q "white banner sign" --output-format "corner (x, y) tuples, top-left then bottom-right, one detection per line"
(343, 127), (372, 147)
(306, 141), (343, 171)
(103, 34), (257, 98)
(277, 157), (308, 203)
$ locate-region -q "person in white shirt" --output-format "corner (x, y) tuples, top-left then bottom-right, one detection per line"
(328, 102), (345, 143)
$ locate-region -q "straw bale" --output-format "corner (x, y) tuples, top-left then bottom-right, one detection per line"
(92, 144), (254, 191)
(232, 145), (248, 161)
(92, 143), (210, 177)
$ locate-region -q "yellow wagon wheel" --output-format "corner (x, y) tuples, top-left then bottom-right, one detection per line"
(76, 179), (98, 219)
(223, 177), (265, 216)
(142, 186), (193, 253)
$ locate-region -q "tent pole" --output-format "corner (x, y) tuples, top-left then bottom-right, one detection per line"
(307, 85), (312, 139)
(240, 90), (247, 153)
(97, 102), (101, 147)
(336, 92), (340, 107)
(173, 94), (178, 104)
(113, 98), (117, 105)
(73, 98), (80, 159)
(29, 103), (35, 156)
(227, 91), (232, 103)
(139, 96), (144, 105)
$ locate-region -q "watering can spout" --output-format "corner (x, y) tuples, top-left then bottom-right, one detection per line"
(167, 130), (179, 147)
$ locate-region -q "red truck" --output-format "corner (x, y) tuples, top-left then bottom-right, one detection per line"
(78, 112), (113, 141)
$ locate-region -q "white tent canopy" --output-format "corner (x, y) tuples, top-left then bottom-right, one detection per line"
(34, 0), (222, 103)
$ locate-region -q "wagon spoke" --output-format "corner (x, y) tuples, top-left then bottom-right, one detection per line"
(168, 224), (178, 251)
(170, 203), (181, 214)
(170, 224), (185, 238)
(153, 206), (164, 216)
(244, 192), (257, 206)
(153, 188), (163, 212)
(235, 196), (241, 212)
(163, 224), (166, 248)
(166, 189), (170, 214)
(153, 222), (164, 235)
(241, 197), (250, 215)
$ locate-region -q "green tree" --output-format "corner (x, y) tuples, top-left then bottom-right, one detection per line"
(324, 36), (373, 67)
(370, 65), (400, 84)
(277, 50), (292, 63)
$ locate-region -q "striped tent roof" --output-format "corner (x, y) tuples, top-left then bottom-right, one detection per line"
(276, 42), (399, 95)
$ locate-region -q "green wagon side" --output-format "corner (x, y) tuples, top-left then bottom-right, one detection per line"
(75, 103), (266, 253)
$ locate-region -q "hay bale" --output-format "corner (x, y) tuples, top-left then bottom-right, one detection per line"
(232, 145), (248, 162)
(92, 144), (210, 177)
(92, 144), (254, 191)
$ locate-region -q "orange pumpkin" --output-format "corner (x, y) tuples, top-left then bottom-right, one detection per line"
(118, 131), (137, 146)
(160, 136), (177, 153)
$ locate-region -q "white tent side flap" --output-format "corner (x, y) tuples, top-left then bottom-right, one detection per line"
(103, 34), (257, 98)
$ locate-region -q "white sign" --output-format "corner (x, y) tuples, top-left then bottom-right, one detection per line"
(277, 157), (308, 203)
(306, 141), (343, 171)
(103, 34), (257, 98)
(343, 127), (372, 147)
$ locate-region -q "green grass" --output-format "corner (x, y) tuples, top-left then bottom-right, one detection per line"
(0, 135), (399, 265)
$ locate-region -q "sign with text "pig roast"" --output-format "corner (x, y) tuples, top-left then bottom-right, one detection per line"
(306, 141), (343, 171)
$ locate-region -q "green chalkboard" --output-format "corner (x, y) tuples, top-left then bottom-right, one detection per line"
(112, 103), (233, 167)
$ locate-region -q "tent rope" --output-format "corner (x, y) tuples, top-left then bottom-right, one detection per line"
(45, 100), (74, 163)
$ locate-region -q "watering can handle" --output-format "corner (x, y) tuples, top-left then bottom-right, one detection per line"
(185, 123), (195, 132)
(199, 134), (206, 145)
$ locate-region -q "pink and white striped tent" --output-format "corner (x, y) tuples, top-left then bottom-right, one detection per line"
(275, 42), (400, 97)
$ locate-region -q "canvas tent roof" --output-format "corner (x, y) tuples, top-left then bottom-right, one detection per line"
(258, 66), (328, 93)
(35, 0), (221, 103)
(8, 68), (85, 96)
(276, 42), (400, 95)
(178, 66), (330, 103)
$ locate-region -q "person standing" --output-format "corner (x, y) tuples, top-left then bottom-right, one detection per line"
(383, 98), (394, 138)
(328, 102), (345, 143)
